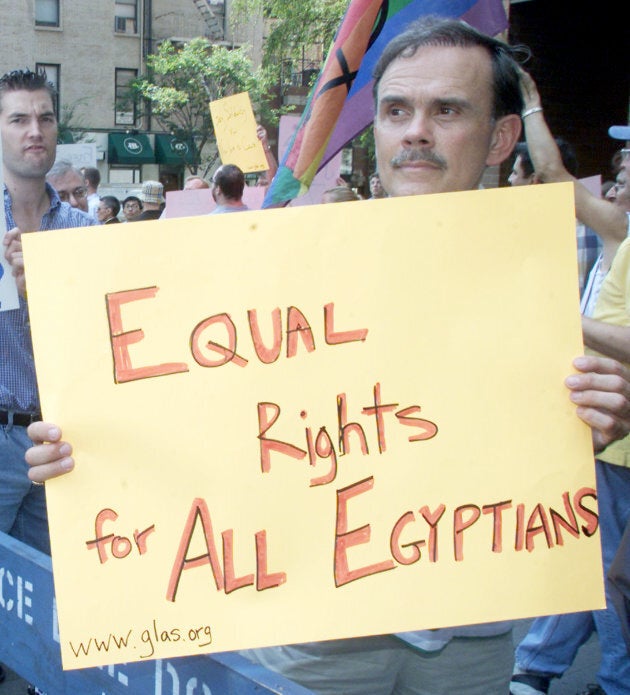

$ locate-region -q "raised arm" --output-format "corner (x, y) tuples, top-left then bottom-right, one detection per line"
(256, 124), (278, 186)
(519, 69), (627, 268)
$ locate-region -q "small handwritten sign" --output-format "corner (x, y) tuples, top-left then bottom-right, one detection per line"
(22, 183), (602, 670)
(209, 92), (267, 173)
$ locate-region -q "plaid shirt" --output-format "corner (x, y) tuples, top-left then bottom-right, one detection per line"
(1, 184), (96, 412)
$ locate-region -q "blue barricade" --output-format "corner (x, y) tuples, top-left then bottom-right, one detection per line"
(0, 531), (314, 694)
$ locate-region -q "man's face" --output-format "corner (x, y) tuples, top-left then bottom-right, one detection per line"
(374, 45), (519, 197)
(507, 155), (533, 187)
(610, 171), (630, 212)
(96, 201), (112, 223)
(0, 89), (57, 181)
(48, 170), (89, 211)
(369, 175), (385, 197)
(123, 199), (141, 220)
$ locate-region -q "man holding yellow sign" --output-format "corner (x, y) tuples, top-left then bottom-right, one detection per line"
(15, 16), (630, 695)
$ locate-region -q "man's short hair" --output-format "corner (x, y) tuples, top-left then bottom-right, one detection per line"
(82, 166), (101, 189)
(513, 137), (579, 178)
(0, 68), (57, 113)
(213, 164), (245, 201)
(46, 159), (84, 182)
(372, 16), (525, 120)
(100, 195), (121, 218)
(322, 186), (361, 203)
(184, 175), (209, 189)
(123, 195), (143, 209)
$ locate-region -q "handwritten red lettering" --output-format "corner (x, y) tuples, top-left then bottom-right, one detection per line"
(453, 504), (481, 561)
(334, 477), (396, 587)
(258, 384), (438, 482)
(167, 498), (286, 602)
(106, 287), (189, 383)
(481, 501), (512, 553)
(324, 302), (368, 345)
(190, 313), (248, 368)
(248, 308), (282, 363)
(390, 511), (425, 565)
(86, 508), (155, 564)
(286, 306), (315, 358)
(257, 402), (307, 474)
(574, 487), (598, 536)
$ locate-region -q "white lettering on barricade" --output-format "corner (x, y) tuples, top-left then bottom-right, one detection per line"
(0, 566), (34, 624)
(155, 659), (214, 695)
(98, 662), (130, 687)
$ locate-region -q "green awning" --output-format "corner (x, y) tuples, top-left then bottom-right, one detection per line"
(108, 133), (155, 165)
(154, 134), (197, 166)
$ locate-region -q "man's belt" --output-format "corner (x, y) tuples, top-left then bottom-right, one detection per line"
(0, 410), (42, 427)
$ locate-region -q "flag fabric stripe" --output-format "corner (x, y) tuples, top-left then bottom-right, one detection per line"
(263, 0), (508, 208)
(321, 0), (508, 167)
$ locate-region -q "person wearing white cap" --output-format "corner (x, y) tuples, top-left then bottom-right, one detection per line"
(135, 180), (164, 221)
(609, 125), (630, 142)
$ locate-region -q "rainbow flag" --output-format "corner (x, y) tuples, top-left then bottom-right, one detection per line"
(263, 0), (508, 207)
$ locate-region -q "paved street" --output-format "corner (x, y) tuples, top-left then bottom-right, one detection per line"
(1, 619), (601, 694)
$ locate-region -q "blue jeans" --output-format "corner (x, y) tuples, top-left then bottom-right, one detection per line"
(0, 422), (50, 554)
(514, 460), (630, 695)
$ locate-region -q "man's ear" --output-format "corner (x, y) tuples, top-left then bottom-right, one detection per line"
(486, 114), (522, 167)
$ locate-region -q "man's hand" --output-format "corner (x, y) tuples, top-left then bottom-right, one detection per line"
(566, 355), (630, 453)
(518, 67), (542, 113)
(3, 227), (26, 296)
(25, 422), (74, 483)
(256, 124), (269, 147)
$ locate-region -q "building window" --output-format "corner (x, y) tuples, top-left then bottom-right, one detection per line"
(35, 0), (60, 27)
(36, 63), (60, 116)
(115, 0), (138, 34)
(115, 68), (137, 126)
(109, 168), (141, 184)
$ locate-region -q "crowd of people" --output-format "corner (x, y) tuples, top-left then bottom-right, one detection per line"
(1, 14), (630, 695)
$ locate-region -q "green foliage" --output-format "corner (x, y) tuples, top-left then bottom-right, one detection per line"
(232, 0), (349, 68)
(356, 125), (376, 175)
(130, 37), (274, 173)
(57, 97), (94, 144)
(231, 0), (374, 182)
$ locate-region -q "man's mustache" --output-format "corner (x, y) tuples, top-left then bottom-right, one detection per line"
(391, 149), (446, 169)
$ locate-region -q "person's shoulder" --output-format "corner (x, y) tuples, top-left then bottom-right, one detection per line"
(616, 235), (630, 254)
(66, 207), (98, 227)
(609, 236), (630, 271)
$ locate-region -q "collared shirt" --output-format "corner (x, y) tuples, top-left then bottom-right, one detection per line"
(576, 222), (602, 299)
(87, 192), (100, 220)
(210, 203), (249, 214)
(1, 184), (96, 412)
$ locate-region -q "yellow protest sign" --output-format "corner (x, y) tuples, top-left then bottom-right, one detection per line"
(209, 92), (267, 172)
(22, 183), (603, 670)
